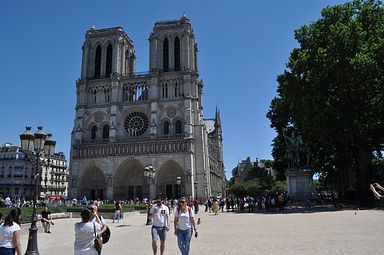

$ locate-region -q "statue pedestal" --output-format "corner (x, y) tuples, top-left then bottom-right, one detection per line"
(285, 168), (313, 201)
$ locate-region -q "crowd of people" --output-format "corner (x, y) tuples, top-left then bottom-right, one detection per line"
(203, 193), (291, 215)
(0, 196), (68, 209)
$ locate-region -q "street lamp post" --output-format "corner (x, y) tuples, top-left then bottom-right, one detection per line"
(176, 176), (181, 199)
(20, 127), (56, 255)
(144, 165), (155, 225)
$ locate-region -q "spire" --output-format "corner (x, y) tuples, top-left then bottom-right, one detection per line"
(181, 11), (190, 23)
(214, 107), (222, 128)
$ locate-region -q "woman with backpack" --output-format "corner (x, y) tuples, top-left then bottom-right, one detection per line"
(74, 209), (101, 255)
(174, 197), (197, 255)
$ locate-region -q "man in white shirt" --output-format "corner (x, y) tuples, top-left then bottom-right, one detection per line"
(149, 196), (170, 255)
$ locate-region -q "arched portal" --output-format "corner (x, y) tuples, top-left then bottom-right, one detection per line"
(114, 158), (145, 200)
(80, 167), (106, 200)
(157, 160), (185, 200)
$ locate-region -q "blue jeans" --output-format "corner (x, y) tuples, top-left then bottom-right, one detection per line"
(0, 247), (15, 255)
(177, 228), (192, 255)
(113, 210), (121, 222)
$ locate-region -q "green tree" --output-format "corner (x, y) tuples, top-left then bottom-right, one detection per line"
(267, 0), (384, 199)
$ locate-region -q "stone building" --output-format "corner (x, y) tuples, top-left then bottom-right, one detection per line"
(232, 157), (274, 183)
(0, 143), (68, 200)
(69, 15), (225, 201)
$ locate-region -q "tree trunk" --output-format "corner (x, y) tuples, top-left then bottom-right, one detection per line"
(338, 167), (345, 198)
(357, 147), (371, 200)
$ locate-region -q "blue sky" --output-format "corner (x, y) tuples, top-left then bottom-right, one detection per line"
(0, 0), (347, 179)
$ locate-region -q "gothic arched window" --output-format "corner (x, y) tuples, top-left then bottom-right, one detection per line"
(91, 126), (98, 140)
(174, 36), (180, 71)
(175, 120), (183, 134)
(163, 38), (169, 72)
(93, 89), (97, 104)
(174, 82), (179, 98)
(102, 125), (109, 139)
(94, 45), (102, 79)
(163, 121), (170, 135)
(162, 83), (168, 99)
(106, 44), (113, 78)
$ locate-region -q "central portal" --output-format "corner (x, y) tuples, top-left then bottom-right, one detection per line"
(114, 159), (145, 200)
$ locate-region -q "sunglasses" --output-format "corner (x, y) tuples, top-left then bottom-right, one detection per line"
(180, 201), (186, 203)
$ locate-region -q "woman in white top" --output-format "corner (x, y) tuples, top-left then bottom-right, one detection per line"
(74, 209), (101, 255)
(0, 208), (22, 255)
(174, 197), (197, 255)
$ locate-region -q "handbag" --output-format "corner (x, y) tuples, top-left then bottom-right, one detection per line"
(102, 226), (111, 244)
(93, 222), (103, 252)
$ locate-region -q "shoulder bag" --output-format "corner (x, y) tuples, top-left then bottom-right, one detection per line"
(93, 222), (103, 252)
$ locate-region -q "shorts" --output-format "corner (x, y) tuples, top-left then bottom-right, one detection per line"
(0, 247), (16, 255)
(151, 226), (167, 241)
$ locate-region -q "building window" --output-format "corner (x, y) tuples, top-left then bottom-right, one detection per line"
(163, 38), (169, 72)
(102, 125), (109, 139)
(94, 90), (97, 104)
(94, 45), (102, 78)
(175, 120), (183, 134)
(91, 126), (97, 140)
(124, 112), (149, 136)
(162, 83), (168, 99)
(174, 36), (180, 71)
(163, 121), (170, 135)
(104, 87), (110, 102)
(123, 82), (149, 102)
(105, 44), (113, 78)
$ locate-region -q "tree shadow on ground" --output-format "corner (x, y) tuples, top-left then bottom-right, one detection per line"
(226, 204), (376, 215)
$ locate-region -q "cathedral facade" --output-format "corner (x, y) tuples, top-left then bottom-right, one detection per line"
(69, 16), (225, 201)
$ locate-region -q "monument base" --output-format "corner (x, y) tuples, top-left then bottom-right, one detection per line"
(285, 168), (313, 201)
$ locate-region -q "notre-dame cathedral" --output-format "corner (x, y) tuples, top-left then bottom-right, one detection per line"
(69, 15), (225, 201)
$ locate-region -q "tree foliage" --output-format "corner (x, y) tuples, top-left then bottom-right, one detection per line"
(267, 0), (384, 199)
(229, 178), (288, 198)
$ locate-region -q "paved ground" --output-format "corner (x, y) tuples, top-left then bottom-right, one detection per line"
(18, 207), (384, 255)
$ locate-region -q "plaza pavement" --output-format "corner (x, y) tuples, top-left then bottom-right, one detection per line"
(18, 206), (384, 255)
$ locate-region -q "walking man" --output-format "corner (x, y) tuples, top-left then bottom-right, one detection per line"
(149, 196), (170, 255)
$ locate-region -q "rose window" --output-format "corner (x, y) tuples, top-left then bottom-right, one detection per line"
(124, 112), (149, 136)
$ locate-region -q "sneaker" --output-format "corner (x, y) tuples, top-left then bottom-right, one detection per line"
(47, 231), (51, 234)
